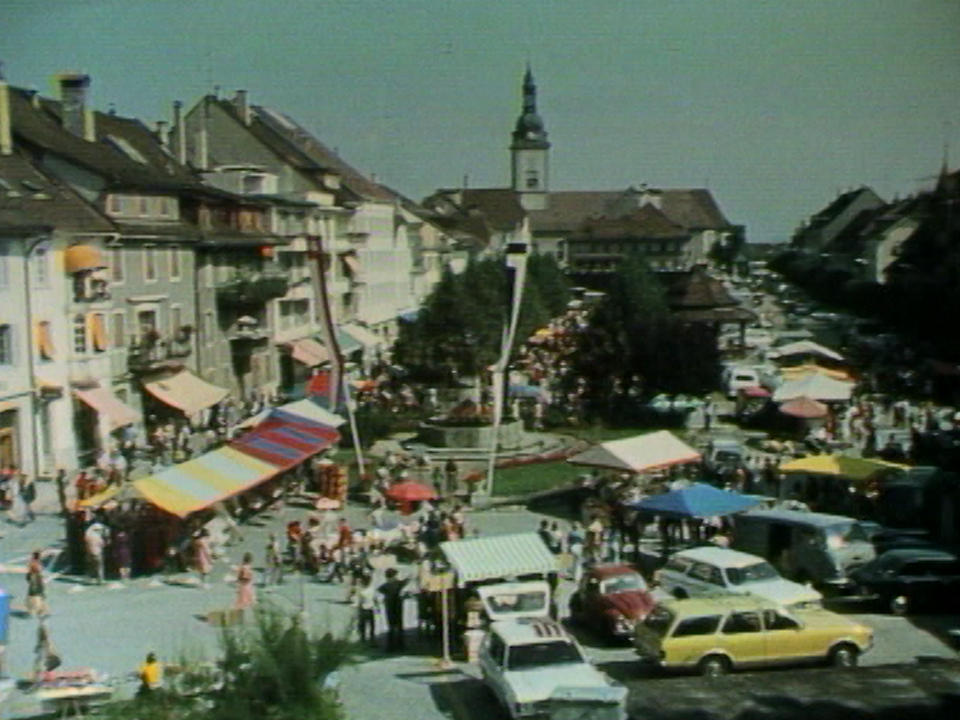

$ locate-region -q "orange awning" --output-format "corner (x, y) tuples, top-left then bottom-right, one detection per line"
(88, 313), (107, 352)
(75, 386), (141, 431)
(64, 245), (106, 273)
(36, 321), (54, 360)
(289, 338), (329, 367)
(341, 254), (362, 276)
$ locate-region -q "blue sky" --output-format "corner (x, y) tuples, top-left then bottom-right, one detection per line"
(4, 0), (960, 243)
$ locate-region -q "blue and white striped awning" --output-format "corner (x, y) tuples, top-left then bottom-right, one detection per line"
(440, 532), (559, 584)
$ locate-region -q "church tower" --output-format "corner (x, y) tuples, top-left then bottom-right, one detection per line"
(510, 65), (550, 210)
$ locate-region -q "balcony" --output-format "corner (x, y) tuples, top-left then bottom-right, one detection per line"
(128, 333), (192, 374)
(215, 267), (290, 306)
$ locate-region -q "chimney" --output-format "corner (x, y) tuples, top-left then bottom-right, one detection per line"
(155, 120), (169, 150)
(198, 96), (210, 170)
(57, 72), (92, 139)
(234, 89), (251, 125)
(172, 100), (187, 164)
(0, 66), (11, 156)
(26, 86), (40, 109)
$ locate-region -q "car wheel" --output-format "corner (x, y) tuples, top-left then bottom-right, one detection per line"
(889, 595), (909, 616)
(698, 655), (731, 677)
(672, 587), (689, 600)
(829, 644), (859, 668)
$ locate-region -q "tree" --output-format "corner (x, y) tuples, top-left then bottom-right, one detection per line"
(526, 252), (571, 317)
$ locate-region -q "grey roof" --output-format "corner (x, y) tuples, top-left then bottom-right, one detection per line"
(0, 150), (114, 233)
(10, 89), (202, 192)
(440, 532), (559, 583)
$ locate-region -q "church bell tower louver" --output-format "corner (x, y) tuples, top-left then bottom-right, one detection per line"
(510, 65), (550, 210)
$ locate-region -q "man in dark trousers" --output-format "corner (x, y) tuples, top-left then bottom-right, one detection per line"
(377, 568), (409, 652)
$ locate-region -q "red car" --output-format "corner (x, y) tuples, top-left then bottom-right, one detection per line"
(568, 564), (657, 640)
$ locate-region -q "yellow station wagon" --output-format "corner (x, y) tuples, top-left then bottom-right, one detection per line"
(634, 596), (873, 677)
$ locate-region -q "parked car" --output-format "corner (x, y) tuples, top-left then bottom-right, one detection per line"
(731, 509), (876, 592)
(478, 618), (628, 719)
(704, 437), (746, 478)
(849, 548), (960, 615)
(634, 596), (874, 676)
(653, 546), (823, 611)
(723, 366), (762, 398)
(568, 564), (657, 640)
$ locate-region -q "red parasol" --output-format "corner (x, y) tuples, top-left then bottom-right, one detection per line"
(385, 481), (437, 503)
(740, 385), (770, 398)
(385, 481), (437, 515)
(779, 396), (829, 419)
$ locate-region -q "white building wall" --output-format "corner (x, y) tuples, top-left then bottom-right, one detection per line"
(354, 203), (416, 327)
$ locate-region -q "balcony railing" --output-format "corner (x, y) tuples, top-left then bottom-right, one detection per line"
(128, 334), (192, 373)
(216, 268), (290, 306)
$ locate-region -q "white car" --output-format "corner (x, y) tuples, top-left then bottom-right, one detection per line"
(653, 546), (823, 612)
(723, 366), (762, 398)
(478, 618), (627, 720)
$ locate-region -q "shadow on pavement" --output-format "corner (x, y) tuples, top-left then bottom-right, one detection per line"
(427, 675), (502, 720)
(906, 613), (960, 653)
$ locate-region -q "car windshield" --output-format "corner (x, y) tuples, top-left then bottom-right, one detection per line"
(485, 591), (547, 614)
(826, 522), (870, 548)
(641, 606), (674, 637)
(600, 573), (647, 594)
(507, 641), (583, 670)
(725, 561), (780, 586)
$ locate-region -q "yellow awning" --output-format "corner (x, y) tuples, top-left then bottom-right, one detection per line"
(143, 370), (229, 417)
(64, 244), (106, 273)
(779, 455), (906, 481)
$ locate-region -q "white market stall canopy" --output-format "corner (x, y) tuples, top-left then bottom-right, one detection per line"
(769, 340), (844, 362)
(567, 430), (701, 474)
(773, 373), (855, 403)
(440, 532), (559, 583)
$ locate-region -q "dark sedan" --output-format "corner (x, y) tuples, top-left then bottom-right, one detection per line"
(568, 564), (657, 640)
(850, 548), (960, 614)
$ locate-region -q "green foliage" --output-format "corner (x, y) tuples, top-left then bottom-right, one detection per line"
(100, 606), (353, 720)
(341, 404), (395, 448)
(566, 252), (721, 423)
(393, 252), (571, 383)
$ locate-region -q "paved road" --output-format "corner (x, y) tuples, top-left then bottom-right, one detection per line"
(0, 488), (958, 720)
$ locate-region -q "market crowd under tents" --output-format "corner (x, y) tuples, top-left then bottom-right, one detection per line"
(77, 398), (345, 574)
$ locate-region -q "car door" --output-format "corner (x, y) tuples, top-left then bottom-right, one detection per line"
(687, 562), (728, 596)
(719, 611), (766, 667)
(898, 561), (941, 604)
(479, 632), (507, 703)
(761, 609), (810, 663)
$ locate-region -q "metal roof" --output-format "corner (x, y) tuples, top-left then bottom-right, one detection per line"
(440, 532), (559, 583)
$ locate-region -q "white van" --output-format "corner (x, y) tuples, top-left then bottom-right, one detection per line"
(653, 546), (823, 611)
(723, 366), (762, 398)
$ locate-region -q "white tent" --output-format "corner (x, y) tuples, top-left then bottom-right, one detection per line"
(769, 340), (844, 362)
(568, 430), (701, 474)
(773, 373), (854, 402)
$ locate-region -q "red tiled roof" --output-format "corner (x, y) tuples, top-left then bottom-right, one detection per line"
(574, 203), (687, 240)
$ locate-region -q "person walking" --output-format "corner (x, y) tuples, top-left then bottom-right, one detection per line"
(54, 468), (69, 518)
(137, 652), (163, 698)
(566, 522), (585, 582)
(33, 618), (59, 683)
(193, 530), (213, 588)
(377, 568), (409, 652)
(113, 529), (132, 582)
(84, 520), (106, 585)
(26, 551), (48, 618)
(263, 533), (283, 586)
(235, 552), (256, 612)
(355, 574), (378, 647)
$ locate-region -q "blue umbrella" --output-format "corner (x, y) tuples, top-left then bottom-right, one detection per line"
(627, 483), (761, 519)
(509, 384), (547, 399)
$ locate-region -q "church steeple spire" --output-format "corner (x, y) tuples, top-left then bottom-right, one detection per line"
(512, 64), (549, 149)
(510, 66), (550, 208)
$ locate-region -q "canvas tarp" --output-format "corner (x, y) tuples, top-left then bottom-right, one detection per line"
(440, 532), (559, 584)
(567, 430), (701, 474)
(628, 482), (761, 518)
(772, 373), (855, 402)
(779, 454), (906, 482)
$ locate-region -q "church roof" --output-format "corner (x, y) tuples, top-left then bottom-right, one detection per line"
(574, 203), (687, 240)
(528, 189), (732, 234)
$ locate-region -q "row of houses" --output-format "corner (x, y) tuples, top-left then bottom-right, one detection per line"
(788, 163), (960, 284)
(0, 71), (467, 475)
